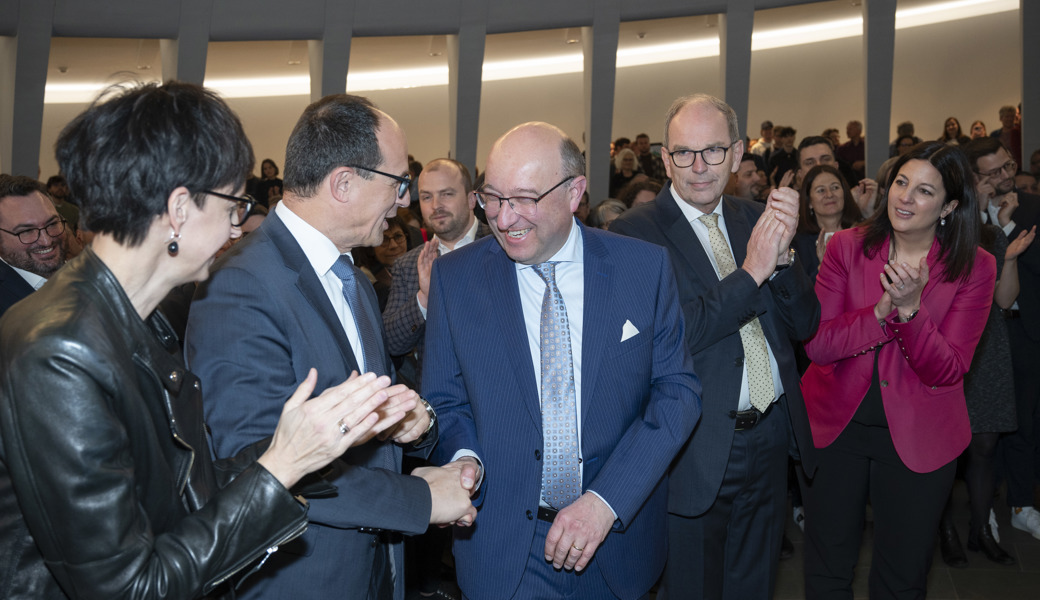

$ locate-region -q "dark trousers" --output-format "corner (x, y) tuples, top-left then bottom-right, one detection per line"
(660, 400), (790, 600)
(1002, 320), (1040, 507)
(462, 518), (641, 600)
(804, 421), (956, 600)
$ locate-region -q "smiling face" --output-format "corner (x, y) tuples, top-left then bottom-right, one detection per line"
(664, 101), (741, 214)
(418, 162), (474, 244)
(735, 159), (761, 199)
(484, 124), (582, 265)
(808, 172), (845, 221)
(887, 159), (957, 240)
(0, 191), (67, 277)
(373, 223), (408, 267)
(945, 118), (960, 138)
(348, 118), (411, 250)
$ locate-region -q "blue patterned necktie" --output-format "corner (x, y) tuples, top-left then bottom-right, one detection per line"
(330, 255), (384, 376)
(531, 261), (581, 509)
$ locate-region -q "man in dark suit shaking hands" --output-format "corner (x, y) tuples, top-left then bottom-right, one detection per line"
(611, 94), (820, 599)
(423, 122), (701, 600)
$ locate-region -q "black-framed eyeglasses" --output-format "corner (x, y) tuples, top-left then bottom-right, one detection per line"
(348, 164), (412, 199)
(976, 160), (1017, 179)
(665, 143), (736, 168)
(202, 190), (257, 227)
(476, 177), (574, 218)
(0, 219), (66, 244)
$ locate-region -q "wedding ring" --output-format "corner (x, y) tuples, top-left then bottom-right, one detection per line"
(897, 284), (905, 290)
(338, 420), (350, 435)
(571, 544), (584, 552)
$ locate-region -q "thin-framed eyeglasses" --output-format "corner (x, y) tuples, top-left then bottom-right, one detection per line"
(976, 160), (1017, 179)
(347, 164), (412, 199)
(0, 219), (66, 244)
(665, 143), (736, 168)
(476, 176), (574, 218)
(202, 190), (257, 227)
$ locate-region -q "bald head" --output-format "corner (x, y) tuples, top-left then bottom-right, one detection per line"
(482, 122), (586, 265)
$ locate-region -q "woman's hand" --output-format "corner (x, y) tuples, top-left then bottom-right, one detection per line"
(879, 257), (928, 321)
(1006, 226), (1037, 261)
(258, 369), (406, 490)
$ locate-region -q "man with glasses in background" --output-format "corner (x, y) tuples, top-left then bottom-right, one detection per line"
(966, 136), (1040, 541)
(611, 94), (819, 600)
(422, 121), (701, 600)
(187, 94), (478, 600)
(0, 175), (67, 316)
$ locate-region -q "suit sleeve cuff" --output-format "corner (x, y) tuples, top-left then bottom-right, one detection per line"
(587, 490), (619, 521)
(417, 294), (428, 320)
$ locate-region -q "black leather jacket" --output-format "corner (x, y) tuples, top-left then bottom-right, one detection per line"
(0, 249), (308, 599)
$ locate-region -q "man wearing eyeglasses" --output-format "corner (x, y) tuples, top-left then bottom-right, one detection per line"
(187, 94), (478, 600)
(0, 175), (67, 317)
(422, 122), (701, 600)
(965, 136), (1040, 542)
(610, 94), (820, 600)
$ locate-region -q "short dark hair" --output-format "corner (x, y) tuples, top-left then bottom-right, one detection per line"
(613, 137), (631, 149)
(45, 175), (66, 188)
(860, 141), (979, 283)
(798, 136), (834, 152)
(775, 125), (796, 139)
(963, 136), (1010, 170)
(283, 94), (384, 198)
(760, 120), (774, 130)
(424, 158), (474, 193)
(0, 174), (48, 202)
(55, 81), (253, 247)
(635, 133), (650, 141)
(797, 165), (864, 235)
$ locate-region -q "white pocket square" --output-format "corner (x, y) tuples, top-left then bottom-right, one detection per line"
(621, 320), (640, 342)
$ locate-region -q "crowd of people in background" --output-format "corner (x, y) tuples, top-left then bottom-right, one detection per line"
(3, 89), (1040, 600)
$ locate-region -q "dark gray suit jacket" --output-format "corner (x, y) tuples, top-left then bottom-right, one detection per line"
(186, 211), (433, 600)
(611, 189), (819, 517)
(0, 261), (36, 318)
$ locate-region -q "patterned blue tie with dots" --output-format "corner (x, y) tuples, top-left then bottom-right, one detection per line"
(532, 261), (581, 509)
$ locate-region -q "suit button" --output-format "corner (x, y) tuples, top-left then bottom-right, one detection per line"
(880, 380), (889, 387)
(526, 510), (534, 520)
(168, 370), (180, 383)
(735, 357), (744, 367)
(534, 449), (542, 460)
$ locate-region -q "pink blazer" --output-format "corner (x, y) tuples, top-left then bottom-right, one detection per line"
(801, 228), (996, 473)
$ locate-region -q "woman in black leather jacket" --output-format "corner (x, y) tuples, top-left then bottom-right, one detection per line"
(0, 82), (406, 599)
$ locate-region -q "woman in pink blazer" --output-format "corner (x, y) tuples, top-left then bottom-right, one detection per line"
(801, 141), (996, 599)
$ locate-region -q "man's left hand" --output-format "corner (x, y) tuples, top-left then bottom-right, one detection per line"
(543, 493), (615, 572)
(376, 385), (427, 443)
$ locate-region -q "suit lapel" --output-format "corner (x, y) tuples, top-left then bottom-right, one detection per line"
(579, 227), (612, 425)
(656, 190), (721, 287)
(722, 197), (751, 268)
(262, 213), (362, 374)
(483, 243), (542, 428)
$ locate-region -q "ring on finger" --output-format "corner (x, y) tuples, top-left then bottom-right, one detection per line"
(897, 284), (905, 290)
(338, 419), (350, 435)
(571, 543), (584, 552)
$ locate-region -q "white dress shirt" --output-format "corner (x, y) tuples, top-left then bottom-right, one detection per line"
(275, 201), (370, 372)
(2, 259), (47, 291)
(670, 186), (785, 411)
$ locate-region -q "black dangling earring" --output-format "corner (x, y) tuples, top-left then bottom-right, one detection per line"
(167, 232), (181, 256)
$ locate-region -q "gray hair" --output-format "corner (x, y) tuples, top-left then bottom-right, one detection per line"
(663, 94), (739, 148)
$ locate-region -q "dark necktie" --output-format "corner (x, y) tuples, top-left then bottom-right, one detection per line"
(330, 255), (384, 375)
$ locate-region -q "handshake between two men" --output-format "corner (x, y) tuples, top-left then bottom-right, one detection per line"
(264, 368), (478, 528)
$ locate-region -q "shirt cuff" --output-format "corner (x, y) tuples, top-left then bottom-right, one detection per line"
(587, 490), (619, 521)
(1003, 220), (1017, 237)
(417, 294), (428, 320)
(450, 449), (484, 491)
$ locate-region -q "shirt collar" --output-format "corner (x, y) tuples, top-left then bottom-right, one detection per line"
(275, 201), (349, 275)
(1, 257), (47, 290)
(670, 184), (724, 224)
(517, 219), (584, 271)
